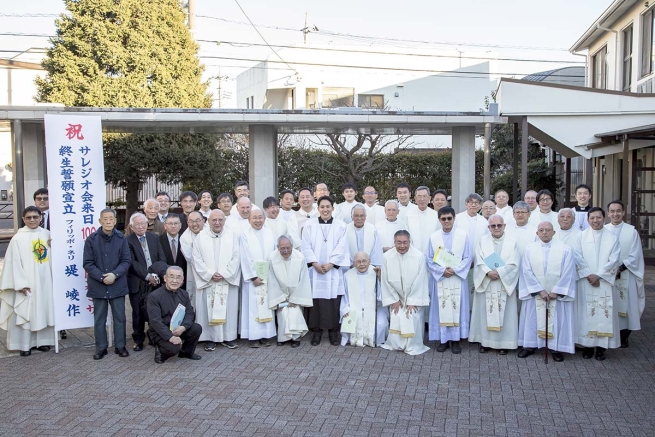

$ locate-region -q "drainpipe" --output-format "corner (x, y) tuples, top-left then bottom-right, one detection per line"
(570, 51), (588, 87)
(597, 24), (619, 91)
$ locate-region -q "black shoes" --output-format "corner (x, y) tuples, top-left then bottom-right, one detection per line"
(154, 346), (165, 364)
(291, 340), (300, 348)
(36, 346), (50, 352)
(221, 341), (238, 349)
(328, 331), (340, 346)
(582, 348), (594, 359)
(249, 340), (259, 348)
(436, 342), (450, 352)
(310, 332), (322, 346)
(133, 343), (144, 351)
(518, 348), (535, 358)
(451, 341), (461, 354)
(498, 349), (508, 355)
(259, 338), (271, 347)
(60, 330), (67, 340)
(552, 352), (564, 362)
(479, 345), (490, 354)
(115, 348), (129, 358)
(595, 348), (606, 361)
(20, 350), (31, 357)
(93, 349), (108, 360)
(178, 352), (202, 360)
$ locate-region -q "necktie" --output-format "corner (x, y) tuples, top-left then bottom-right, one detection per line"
(139, 236), (146, 246)
(39, 215), (45, 228)
(171, 238), (177, 261)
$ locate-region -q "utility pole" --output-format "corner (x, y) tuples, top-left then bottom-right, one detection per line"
(187, 0), (196, 30)
(303, 13), (308, 43)
(214, 71), (230, 108)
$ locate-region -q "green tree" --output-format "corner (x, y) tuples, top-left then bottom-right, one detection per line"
(35, 0), (215, 216)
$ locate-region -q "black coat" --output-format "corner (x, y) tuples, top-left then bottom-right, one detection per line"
(147, 286), (195, 341)
(159, 233), (187, 280)
(83, 229), (131, 299)
(126, 232), (168, 295)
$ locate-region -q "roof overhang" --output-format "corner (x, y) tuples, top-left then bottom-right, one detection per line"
(0, 106), (506, 135)
(569, 0), (639, 52)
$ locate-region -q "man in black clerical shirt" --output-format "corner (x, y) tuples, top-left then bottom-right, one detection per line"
(147, 266), (202, 364)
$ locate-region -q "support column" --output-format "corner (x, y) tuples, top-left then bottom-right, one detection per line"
(512, 123), (519, 204)
(483, 123), (491, 199)
(451, 126), (476, 213)
(11, 120), (24, 229)
(248, 125), (278, 209)
(521, 117), (528, 196)
(565, 157), (571, 207)
(584, 157), (593, 187)
(622, 135), (630, 221)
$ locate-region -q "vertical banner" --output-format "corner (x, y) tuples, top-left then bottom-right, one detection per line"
(45, 114), (105, 331)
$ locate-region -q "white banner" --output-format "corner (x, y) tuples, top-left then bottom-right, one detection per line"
(45, 114), (106, 331)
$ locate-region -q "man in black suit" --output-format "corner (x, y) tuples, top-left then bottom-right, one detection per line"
(33, 188), (50, 230)
(160, 214), (187, 279)
(126, 212), (168, 351)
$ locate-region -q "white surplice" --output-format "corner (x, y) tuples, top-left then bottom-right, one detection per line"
(375, 218), (408, 250)
(397, 201), (418, 222)
(335, 200), (363, 224)
(573, 227), (621, 348)
(265, 214), (301, 249)
(267, 249), (313, 342)
(454, 211), (489, 254)
(528, 210), (561, 232)
(470, 233), (520, 349)
(554, 227), (581, 248)
(605, 222), (645, 331)
(426, 229), (472, 343)
(301, 218), (349, 299)
(225, 214), (250, 236)
(239, 226), (277, 340)
(574, 206), (591, 232)
(380, 246), (430, 355)
(406, 207), (441, 254)
(518, 240), (576, 353)
(496, 205), (516, 227)
(345, 222), (384, 267)
(504, 224), (538, 260)
(295, 208), (319, 237)
(192, 227), (241, 343)
(364, 203), (385, 225)
(340, 267), (379, 347)
(0, 227), (55, 351)
(180, 227), (199, 304)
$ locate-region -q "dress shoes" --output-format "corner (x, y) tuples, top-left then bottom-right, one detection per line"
(328, 331), (340, 346)
(93, 349), (108, 360)
(133, 343), (144, 352)
(204, 342), (216, 351)
(277, 341), (287, 346)
(595, 349), (606, 361)
(115, 348), (130, 358)
(479, 345), (490, 354)
(36, 346), (50, 352)
(291, 340), (300, 348)
(552, 352), (564, 362)
(498, 349), (508, 356)
(451, 341), (461, 354)
(582, 347), (594, 359)
(259, 338), (271, 347)
(517, 348), (535, 358)
(436, 342), (450, 352)
(249, 340), (260, 348)
(60, 330), (67, 340)
(221, 341), (238, 349)
(178, 352), (202, 360)
(154, 346), (165, 364)
(310, 332), (322, 346)
(20, 350), (31, 357)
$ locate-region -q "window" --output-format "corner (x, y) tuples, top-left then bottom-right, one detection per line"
(641, 8), (655, 77)
(358, 94), (385, 109)
(322, 87), (354, 108)
(592, 46), (607, 89)
(623, 25), (633, 90)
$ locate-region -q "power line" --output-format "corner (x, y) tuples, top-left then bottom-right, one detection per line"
(232, 0), (298, 75)
(0, 13), (60, 18)
(199, 39), (584, 64)
(0, 32), (53, 37)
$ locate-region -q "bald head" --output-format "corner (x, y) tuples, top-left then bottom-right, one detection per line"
(536, 221), (555, 243)
(487, 214), (505, 238)
(237, 197), (252, 219)
(208, 209), (226, 233)
(249, 209), (265, 230)
(353, 251), (371, 273)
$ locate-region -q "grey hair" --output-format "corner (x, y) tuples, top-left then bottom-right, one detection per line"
(129, 212), (147, 225)
(415, 186), (431, 196)
(277, 235), (292, 245)
(351, 204), (366, 218)
(384, 199), (400, 208)
(143, 198), (160, 209)
(100, 208), (117, 218)
(487, 214), (505, 223)
(166, 265), (184, 276)
(465, 193), (483, 203)
(512, 201), (530, 212)
(558, 208), (575, 217)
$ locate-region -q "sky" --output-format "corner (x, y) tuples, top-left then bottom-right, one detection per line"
(0, 0), (614, 107)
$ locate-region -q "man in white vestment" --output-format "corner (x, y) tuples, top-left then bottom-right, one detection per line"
(504, 201), (537, 260)
(528, 189), (560, 231)
(0, 206), (55, 356)
(239, 210), (277, 347)
(278, 189), (297, 222)
(225, 197), (252, 236)
(268, 236), (313, 347)
(396, 182), (418, 221)
(198, 190), (213, 219)
(179, 211), (205, 305)
(362, 186), (385, 225)
(296, 187), (319, 235)
(454, 193), (488, 253)
(335, 182), (362, 224)
(229, 180), (261, 215)
(554, 208), (581, 247)
(426, 207), (472, 354)
(494, 190), (515, 226)
(606, 200), (645, 348)
(573, 207), (621, 361)
(380, 230), (430, 355)
(192, 210), (241, 351)
(340, 252), (381, 347)
(376, 200), (407, 253)
(524, 190), (538, 213)
(481, 200), (497, 220)
(263, 196), (301, 249)
(301, 195), (349, 346)
(217, 193), (233, 218)
(518, 222), (577, 362)
(406, 186), (441, 254)
(574, 184), (592, 232)
(431, 190), (449, 211)
(470, 215), (520, 354)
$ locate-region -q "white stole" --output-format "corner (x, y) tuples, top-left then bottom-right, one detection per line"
(347, 223), (374, 259)
(245, 228), (275, 323)
(387, 256), (416, 338)
(345, 268), (378, 347)
(614, 223), (642, 318)
(207, 235), (234, 326)
(580, 229), (615, 338)
(529, 243), (564, 339)
(478, 236), (516, 331)
(430, 230), (467, 327)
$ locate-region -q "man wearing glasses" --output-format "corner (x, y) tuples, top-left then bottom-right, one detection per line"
(405, 186), (440, 254)
(33, 188), (50, 230)
(454, 193), (488, 252)
(528, 189), (560, 231)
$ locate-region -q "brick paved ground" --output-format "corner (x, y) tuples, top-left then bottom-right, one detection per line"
(0, 262), (653, 436)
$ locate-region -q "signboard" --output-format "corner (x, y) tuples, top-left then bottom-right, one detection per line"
(45, 114), (105, 332)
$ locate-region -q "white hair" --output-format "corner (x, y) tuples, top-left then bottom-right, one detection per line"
(351, 204), (366, 218)
(384, 199), (400, 208)
(129, 212), (147, 225)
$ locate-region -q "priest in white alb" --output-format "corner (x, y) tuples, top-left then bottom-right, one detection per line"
(263, 196), (301, 249)
(426, 206), (472, 354)
(573, 207), (621, 361)
(239, 209), (277, 347)
(518, 221), (577, 362)
(340, 252), (380, 347)
(606, 200), (645, 349)
(179, 211), (205, 305)
(470, 214), (520, 354)
(380, 230), (430, 355)
(192, 210), (241, 351)
(0, 206), (55, 356)
(503, 201), (537, 260)
(527, 189), (560, 232)
(405, 186), (441, 254)
(267, 235), (313, 347)
(225, 197), (252, 236)
(301, 195), (349, 346)
(375, 200), (407, 253)
(362, 186), (385, 225)
(554, 208), (581, 248)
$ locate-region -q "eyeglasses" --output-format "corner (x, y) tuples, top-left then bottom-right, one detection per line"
(166, 221), (181, 226)
(488, 224), (505, 229)
(363, 191), (376, 195)
(35, 196), (48, 201)
(188, 219), (204, 224)
(538, 198), (553, 203)
(439, 217), (453, 221)
(24, 215), (41, 220)
(467, 201), (480, 205)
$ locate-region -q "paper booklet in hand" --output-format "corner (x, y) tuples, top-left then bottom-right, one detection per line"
(483, 252), (505, 270)
(340, 311), (357, 334)
(170, 303), (186, 331)
(433, 246), (461, 268)
(254, 261), (269, 283)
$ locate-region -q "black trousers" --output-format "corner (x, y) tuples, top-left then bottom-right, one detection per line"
(307, 297), (341, 331)
(129, 291), (150, 344)
(149, 323), (202, 360)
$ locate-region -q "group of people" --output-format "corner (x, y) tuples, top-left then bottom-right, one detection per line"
(0, 180), (645, 364)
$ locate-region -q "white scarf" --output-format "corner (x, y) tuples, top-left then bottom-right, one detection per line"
(344, 268), (377, 347)
(347, 223), (374, 259)
(203, 229), (234, 326)
(528, 242), (564, 339)
(430, 229), (467, 327)
(245, 228), (275, 323)
(580, 229), (615, 338)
